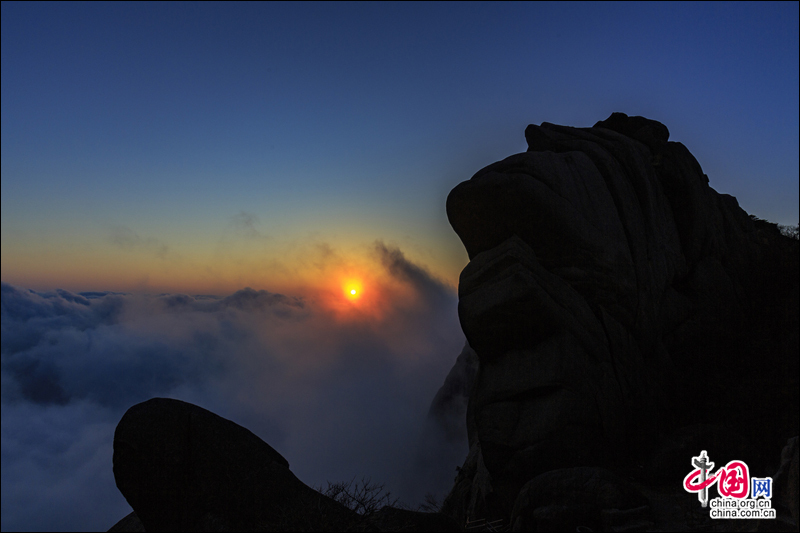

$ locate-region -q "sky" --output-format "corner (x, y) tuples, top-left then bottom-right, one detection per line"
(1, 2), (798, 531)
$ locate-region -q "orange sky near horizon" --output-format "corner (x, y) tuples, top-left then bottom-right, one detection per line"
(0, 234), (463, 303)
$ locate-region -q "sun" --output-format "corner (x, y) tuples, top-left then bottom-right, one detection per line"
(342, 279), (363, 300)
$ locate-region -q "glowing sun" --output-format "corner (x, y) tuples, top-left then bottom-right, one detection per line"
(343, 279), (363, 300)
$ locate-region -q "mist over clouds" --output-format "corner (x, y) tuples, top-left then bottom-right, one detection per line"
(1, 244), (466, 532)
(109, 226), (171, 260)
(230, 211), (270, 241)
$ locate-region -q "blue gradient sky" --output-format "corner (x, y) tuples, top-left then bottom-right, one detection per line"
(2, 1), (798, 293)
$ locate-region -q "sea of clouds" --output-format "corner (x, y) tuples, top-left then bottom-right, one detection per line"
(1, 243), (467, 532)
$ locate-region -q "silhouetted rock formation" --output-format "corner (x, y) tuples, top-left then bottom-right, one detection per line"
(111, 398), (459, 532)
(427, 341), (479, 443)
(107, 511), (144, 532)
(441, 112), (799, 525)
(113, 398), (357, 531)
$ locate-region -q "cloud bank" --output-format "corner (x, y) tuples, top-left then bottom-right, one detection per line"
(1, 243), (466, 532)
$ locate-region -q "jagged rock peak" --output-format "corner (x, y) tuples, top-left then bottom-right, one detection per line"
(443, 113), (799, 523)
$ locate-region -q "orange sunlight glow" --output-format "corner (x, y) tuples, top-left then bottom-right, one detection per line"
(316, 275), (392, 321)
(290, 252), (418, 323)
(343, 279), (363, 301)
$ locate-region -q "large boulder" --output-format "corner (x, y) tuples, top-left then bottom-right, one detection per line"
(113, 397), (358, 531)
(112, 398), (460, 532)
(443, 113), (799, 519)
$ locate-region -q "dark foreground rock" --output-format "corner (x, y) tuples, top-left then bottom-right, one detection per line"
(111, 397), (459, 532)
(773, 437), (800, 527)
(107, 511), (144, 532)
(113, 397), (357, 531)
(510, 467), (650, 532)
(441, 112), (799, 526)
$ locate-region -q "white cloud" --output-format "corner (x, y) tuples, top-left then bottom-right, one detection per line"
(0, 243), (466, 531)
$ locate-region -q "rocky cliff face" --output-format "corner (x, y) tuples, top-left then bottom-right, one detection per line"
(440, 113), (799, 527)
